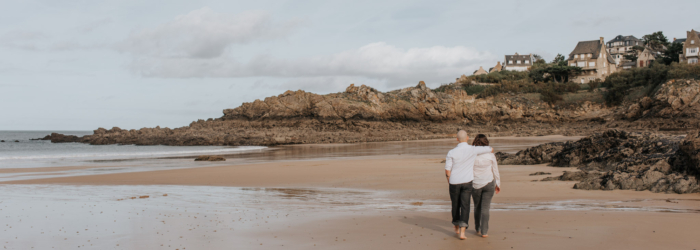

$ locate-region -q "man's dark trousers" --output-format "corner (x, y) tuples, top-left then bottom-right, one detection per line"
(449, 181), (473, 228)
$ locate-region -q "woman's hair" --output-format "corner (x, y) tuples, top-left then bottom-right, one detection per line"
(472, 134), (489, 146)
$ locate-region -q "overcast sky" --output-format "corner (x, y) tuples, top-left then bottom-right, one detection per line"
(1, 0), (699, 130)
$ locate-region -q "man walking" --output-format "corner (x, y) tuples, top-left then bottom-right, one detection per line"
(445, 130), (493, 239)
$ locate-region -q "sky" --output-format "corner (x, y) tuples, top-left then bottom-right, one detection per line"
(1, 0), (699, 130)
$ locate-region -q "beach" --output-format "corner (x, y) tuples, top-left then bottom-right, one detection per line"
(2, 136), (699, 249)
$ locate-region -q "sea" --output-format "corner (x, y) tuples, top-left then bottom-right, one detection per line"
(0, 131), (267, 180)
(0, 130), (581, 182)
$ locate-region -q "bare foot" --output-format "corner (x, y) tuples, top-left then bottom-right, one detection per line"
(459, 227), (467, 240)
(481, 235), (488, 238)
(454, 225), (460, 234)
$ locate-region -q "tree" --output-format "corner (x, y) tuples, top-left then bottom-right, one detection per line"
(643, 31), (670, 54)
(544, 65), (582, 83)
(658, 42), (683, 65)
(623, 45), (645, 62)
(552, 54), (567, 66)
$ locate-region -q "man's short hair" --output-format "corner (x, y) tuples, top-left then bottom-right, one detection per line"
(457, 130), (468, 142)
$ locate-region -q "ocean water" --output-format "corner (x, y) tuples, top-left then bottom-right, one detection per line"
(0, 131), (267, 169)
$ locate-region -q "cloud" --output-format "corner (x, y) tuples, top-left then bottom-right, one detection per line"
(0, 30), (47, 50)
(129, 42), (496, 87)
(78, 18), (113, 33)
(117, 7), (301, 59)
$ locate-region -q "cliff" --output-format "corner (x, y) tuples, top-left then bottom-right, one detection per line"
(41, 79), (700, 146)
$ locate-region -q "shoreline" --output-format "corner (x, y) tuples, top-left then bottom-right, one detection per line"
(3, 136), (700, 249)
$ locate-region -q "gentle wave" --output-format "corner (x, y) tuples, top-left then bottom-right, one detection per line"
(0, 146), (268, 161)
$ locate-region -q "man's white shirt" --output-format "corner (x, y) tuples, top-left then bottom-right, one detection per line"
(444, 142), (493, 185)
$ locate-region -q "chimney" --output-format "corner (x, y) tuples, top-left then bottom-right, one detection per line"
(674, 37), (677, 42)
(514, 52), (519, 55)
(600, 37), (604, 44)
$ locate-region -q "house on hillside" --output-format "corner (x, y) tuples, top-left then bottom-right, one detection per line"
(473, 66), (488, 75)
(637, 47), (656, 68)
(621, 61), (636, 70)
(489, 61), (503, 73)
(679, 29), (700, 64)
(503, 53), (533, 71)
(567, 37), (617, 84)
(606, 35), (641, 66)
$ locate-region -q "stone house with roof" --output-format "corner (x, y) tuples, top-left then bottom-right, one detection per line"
(679, 29), (700, 64)
(473, 66), (488, 75)
(637, 47), (656, 68)
(489, 61), (503, 73)
(503, 53), (533, 71)
(606, 35), (641, 66)
(567, 37), (617, 84)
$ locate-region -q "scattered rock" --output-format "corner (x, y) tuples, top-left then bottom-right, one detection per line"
(440, 159), (446, 163)
(529, 172), (551, 176)
(0, 140), (4, 142)
(496, 142), (564, 165)
(194, 155), (226, 161)
(502, 129), (700, 194)
(14, 140), (19, 142)
(410, 202), (424, 206)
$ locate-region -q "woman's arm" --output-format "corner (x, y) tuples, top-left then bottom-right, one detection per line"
(491, 154), (501, 192)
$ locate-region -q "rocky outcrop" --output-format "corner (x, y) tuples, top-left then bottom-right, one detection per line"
(499, 129), (700, 193)
(496, 142), (565, 165)
(41, 81), (611, 146)
(194, 155), (226, 161)
(40, 79), (700, 147)
(615, 79), (700, 131)
(38, 133), (82, 143)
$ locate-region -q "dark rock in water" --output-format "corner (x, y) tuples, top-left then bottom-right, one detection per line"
(38, 133), (83, 143)
(0, 140), (4, 142)
(194, 155), (226, 161)
(496, 142), (564, 165)
(14, 140), (19, 142)
(529, 172), (551, 176)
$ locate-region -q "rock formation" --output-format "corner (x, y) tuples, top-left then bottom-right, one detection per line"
(498, 129), (700, 193)
(194, 155), (226, 161)
(40, 81), (611, 146)
(39, 79), (700, 147)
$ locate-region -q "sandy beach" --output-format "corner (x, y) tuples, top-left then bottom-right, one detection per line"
(2, 137), (700, 249)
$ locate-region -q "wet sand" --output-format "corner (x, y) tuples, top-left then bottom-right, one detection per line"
(2, 136), (700, 249)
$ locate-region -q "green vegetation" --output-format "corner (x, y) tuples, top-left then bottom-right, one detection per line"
(462, 84), (486, 95)
(587, 79), (601, 92)
(469, 70), (530, 83)
(602, 62), (700, 105)
(529, 53), (583, 83)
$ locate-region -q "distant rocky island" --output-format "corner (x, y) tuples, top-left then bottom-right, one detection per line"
(41, 78), (700, 146)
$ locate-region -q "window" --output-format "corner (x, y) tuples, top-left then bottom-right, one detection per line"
(690, 48), (698, 54)
(516, 60), (521, 64)
(604, 62), (606, 67)
(570, 63), (576, 66)
(577, 62), (586, 67)
(589, 62), (595, 67)
(524, 60), (529, 64)
(692, 40), (695, 44)
(508, 60), (513, 64)
(574, 55), (578, 59)
(690, 58), (698, 64)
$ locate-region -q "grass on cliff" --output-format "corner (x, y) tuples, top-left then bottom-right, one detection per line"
(603, 62), (700, 105)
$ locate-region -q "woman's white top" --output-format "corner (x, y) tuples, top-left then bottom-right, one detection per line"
(473, 153), (501, 189)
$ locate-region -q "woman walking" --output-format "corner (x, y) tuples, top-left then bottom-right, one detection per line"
(471, 134), (501, 238)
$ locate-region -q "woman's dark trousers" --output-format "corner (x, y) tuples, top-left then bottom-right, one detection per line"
(472, 180), (495, 234)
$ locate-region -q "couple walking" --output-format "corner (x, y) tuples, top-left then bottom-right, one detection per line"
(445, 130), (501, 239)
